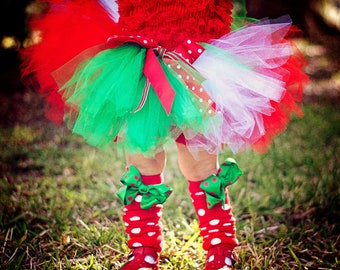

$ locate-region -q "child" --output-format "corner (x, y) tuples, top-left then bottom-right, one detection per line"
(21, 1), (309, 269)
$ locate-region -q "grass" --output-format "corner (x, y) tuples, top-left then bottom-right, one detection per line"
(0, 102), (339, 269)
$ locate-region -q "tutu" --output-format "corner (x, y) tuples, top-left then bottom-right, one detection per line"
(21, 0), (309, 156)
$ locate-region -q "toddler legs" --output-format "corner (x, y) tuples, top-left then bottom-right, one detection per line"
(119, 151), (169, 270)
(118, 143), (240, 269)
(176, 142), (240, 270)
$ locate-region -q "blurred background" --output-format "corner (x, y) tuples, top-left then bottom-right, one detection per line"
(0, 0), (339, 128)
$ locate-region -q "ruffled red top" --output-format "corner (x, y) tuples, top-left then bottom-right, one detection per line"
(117, 0), (233, 50)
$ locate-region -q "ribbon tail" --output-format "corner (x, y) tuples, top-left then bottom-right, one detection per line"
(143, 49), (176, 115)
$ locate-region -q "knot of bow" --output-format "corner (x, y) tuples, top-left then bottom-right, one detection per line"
(117, 165), (172, 209)
(200, 158), (242, 209)
(106, 35), (215, 115)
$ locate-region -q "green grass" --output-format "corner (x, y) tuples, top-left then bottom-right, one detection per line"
(0, 102), (339, 269)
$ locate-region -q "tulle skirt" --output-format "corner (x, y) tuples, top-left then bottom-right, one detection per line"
(21, 1), (309, 156)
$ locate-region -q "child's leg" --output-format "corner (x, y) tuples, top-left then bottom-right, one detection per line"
(176, 141), (238, 270)
(119, 151), (169, 270)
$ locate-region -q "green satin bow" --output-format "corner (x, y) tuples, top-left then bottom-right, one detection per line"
(200, 158), (242, 209)
(117, 165), (172, 209)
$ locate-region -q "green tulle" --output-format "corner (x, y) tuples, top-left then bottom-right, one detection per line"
(61, 43), (211, 155)
(231, 0), (258, 30)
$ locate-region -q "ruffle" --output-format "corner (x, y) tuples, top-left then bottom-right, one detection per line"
(117, 0), (232, 49)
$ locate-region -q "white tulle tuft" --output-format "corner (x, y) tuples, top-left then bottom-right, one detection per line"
(188, 20), (296, 154)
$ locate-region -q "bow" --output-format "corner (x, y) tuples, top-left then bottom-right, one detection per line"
(106, 35), (216, 115)
(117, 165), (172, 209)
(200, 158), (242, 209)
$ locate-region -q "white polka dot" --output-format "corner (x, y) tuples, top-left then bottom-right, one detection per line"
(130, 216), (141, 221)
(144, 255), (157, 264)
(132, 242), (142, 247)
(167, 64), (171, 68)
(208, 110), (212, 114)
(223, 223), (232, 227)
(135, 195), (142, 202)
(208, 229), (219, 233)
(222, 204), (231, 211)
(198, 48), (203, 53)
(178, 74), (182, 79)
(128, 255), (135, 262)
(195, 192), (204, 196)
(210, 219), (220, 226)
(148, 232), (156, 236)
(208, 255), (215, 262)
(208, 99), (212, 104)
(191, 86), (196, 91)
(124, 222), (129, 226)
(225, 257), (233, 266)
(176, 64), (181, 69)
(201, 227), (207, 231)
(123, 208), (128, 212)
(147, 222), (155, 226)
(157, 212), (162, 217)
(186, 58), (190, 62)
(143, 40), (148, 44)
(225, 233), (233, 237)
(131, 228), (141, 234)
(186, 75), (190, 80)
(188, 50), (192, 54)
(199, 109), (203, 113)
(199, 98), (203, 103)
(211, 238), (222, 245)
(198, 209), (206, 216)
(199, 88), (203, 92)
(187, 40), (192, 44)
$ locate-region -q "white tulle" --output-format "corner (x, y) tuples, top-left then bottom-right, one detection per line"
(187, 21), (295, 154)
(98, 0), (120, 22)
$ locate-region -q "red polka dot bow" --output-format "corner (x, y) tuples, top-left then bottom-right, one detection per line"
(107, 35), (216, 115)
(117, 165), (172, 209)
(200, 158), (242, 209)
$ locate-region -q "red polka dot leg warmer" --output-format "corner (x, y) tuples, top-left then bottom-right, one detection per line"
(122, 174), (164, 253)
(189, 180), (238, 269)
(189, 180), (238, 251)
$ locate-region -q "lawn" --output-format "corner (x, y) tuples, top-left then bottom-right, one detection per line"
(0, 99), (339, 269)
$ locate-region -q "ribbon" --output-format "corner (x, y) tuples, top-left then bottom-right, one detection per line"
(106, 35), (216, 115)
(117, 165), (172, 209)
(200, 158), (242, 209)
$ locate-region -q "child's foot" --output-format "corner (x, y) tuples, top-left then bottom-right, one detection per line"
(205, 246), (233, 270)
(120, 247), (159, 270)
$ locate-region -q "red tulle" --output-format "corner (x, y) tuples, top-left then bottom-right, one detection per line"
(21, 0), (118, 124)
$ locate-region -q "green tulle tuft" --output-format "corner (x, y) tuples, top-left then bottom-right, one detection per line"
(231, 0), (258, 30)
(60, 43), (210, 155)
